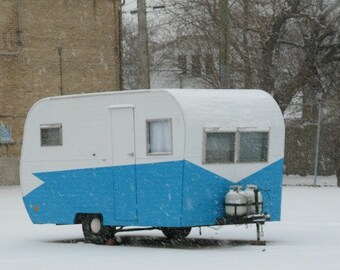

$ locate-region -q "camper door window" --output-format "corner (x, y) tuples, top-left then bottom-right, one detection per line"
(147, 119), (173, 155)
(40, 124), (63, 146)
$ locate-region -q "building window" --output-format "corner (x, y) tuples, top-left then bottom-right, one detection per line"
(239, 132), (269, 162)
(204, 132), (235, 163)
(191, 53), (201, 76)
(205, 53), (214, 77)
(147, 119), (172, 155)
(178, 54), (187, 75)
(0, 124), (13, 144)
(40, 124), (63, 146)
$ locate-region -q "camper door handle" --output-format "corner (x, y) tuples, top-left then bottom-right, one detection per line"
(127, 152), (134, 157)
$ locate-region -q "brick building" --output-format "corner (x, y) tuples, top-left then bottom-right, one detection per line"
(0, 0), (121, 185)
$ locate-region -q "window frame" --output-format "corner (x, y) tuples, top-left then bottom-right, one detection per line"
(146, 118), (173, 156)
(40, 123), (63, 147)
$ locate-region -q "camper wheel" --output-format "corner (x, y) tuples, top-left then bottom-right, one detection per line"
(81, 214), (115, 244)
(161, 227), (192, 239)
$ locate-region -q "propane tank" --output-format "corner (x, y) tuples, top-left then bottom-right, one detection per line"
(225, 186), (247, 217)
(244, 185), (263, 214)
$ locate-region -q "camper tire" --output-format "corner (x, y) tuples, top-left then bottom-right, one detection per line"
(81, 215), (115, 244)
(161, 227), (192, 239)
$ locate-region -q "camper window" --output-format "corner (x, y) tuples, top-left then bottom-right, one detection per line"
(239, 132), (269, 162)
(40, 124), (63, 146)
(204, 132), (235, 164)
(147, 119), (172, 155)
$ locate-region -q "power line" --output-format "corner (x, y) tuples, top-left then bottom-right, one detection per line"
(122, 4), (165, 14)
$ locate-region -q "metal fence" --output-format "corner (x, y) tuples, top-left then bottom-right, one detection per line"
(282, 101), (339, 186)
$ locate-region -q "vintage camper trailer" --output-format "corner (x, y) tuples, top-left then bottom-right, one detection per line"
(20, 89), (285, 244)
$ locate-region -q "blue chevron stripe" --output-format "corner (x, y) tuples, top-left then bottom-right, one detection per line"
(23, 159), (283, 227)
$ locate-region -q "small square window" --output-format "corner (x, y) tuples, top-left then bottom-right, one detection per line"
(0, 124), (13, 144)
(40, 124), (63, 146)
(239, 132), (268, 162)
(205, 53), (214, 77)
(205, 132), (235, 163)
(147, 119), (172, 154)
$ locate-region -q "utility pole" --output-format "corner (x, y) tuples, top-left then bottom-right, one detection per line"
(118, 0), (124, 90)
(219, 0), (229, 89)
(137, 0), (150, 89)
(313, 102), (322, 186)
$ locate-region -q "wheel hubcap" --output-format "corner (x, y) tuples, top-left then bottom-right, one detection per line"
(90, 218), (101, 234)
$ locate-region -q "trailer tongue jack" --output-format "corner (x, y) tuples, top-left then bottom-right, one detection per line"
(218, 187), (270, 243)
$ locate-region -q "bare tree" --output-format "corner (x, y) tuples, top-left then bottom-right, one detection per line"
(123, 0), (339, 114)
(157, 0), (339, 105)
(122, 18), (140, 90)
(137, 0), (339, 179)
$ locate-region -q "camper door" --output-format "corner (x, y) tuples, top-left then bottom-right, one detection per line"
(109, 105), (137, 221)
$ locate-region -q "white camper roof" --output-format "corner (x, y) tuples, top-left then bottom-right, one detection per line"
(30, 88), (282, 131)
(166, 88), (275, 112)
(161, 89), (284, 135)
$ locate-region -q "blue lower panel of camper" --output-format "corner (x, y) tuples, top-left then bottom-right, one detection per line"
(23, 159), (283, 227)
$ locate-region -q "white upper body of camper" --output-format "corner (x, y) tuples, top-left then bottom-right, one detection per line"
(20, 89), (285, 197)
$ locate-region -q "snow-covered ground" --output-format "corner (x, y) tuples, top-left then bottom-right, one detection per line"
(1, 176), (339, 270)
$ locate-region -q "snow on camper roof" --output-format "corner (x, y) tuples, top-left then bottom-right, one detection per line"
(164, 89), (281, 127)
(41, 88), (279, 125)
(34, 89), (280, 126)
